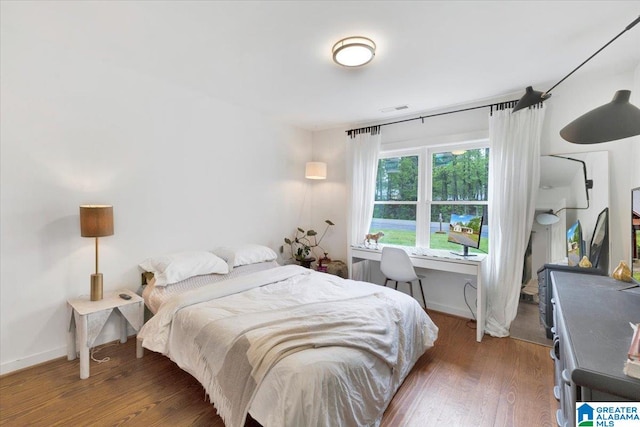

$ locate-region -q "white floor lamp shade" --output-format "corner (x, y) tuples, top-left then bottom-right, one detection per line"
(305, 162), (327, 180)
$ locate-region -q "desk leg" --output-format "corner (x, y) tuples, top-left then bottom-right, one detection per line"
(476, 265), (484, 342)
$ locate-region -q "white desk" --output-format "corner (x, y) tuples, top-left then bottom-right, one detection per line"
(349, 245), (487, 342)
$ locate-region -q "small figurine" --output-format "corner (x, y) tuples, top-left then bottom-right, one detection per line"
(578, 256), (592, 268)
(612, 260), (632, 282)
(364, 232), (385, 248)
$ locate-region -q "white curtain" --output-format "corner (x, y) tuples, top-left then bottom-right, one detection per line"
(347, 127), (381, 280)
(484, 105), (546, 337)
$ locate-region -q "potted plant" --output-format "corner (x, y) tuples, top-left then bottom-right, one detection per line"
(281, 220), (334, 268)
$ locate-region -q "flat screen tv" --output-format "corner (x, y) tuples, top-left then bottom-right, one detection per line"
(448, 213), (483, 257)
(567, 220), (583, 266)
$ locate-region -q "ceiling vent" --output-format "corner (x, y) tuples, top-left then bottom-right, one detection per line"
(380, 105), (409, 113)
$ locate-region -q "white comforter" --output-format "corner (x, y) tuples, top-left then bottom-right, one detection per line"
(139, 265), (438, 427)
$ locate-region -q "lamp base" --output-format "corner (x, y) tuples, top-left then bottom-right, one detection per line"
(91, 273), (103, 301)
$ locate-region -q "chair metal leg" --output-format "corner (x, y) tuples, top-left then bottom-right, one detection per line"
(407, 282), (414, 298)
(418, 279), (427, 311)
(394, 281), (398, 290)
(384, 278), (390, 287)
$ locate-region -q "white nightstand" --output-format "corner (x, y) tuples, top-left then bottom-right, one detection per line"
(67, 289), (144, 379)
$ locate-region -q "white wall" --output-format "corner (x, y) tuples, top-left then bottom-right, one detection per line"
(542, 68), (639, 267)
(310, 129), (349, 261)
(312, 66), (640, 318)
(0, 6), (312, 373)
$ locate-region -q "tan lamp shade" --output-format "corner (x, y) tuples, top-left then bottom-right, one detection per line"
(80, 205), (114, 237)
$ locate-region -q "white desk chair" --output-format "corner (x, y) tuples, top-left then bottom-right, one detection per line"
(380, 247), (427, 310)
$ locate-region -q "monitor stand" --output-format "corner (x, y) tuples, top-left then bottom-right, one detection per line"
(451, 245), (477, 257)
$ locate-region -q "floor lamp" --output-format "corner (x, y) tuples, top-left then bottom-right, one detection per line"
(513, 16), (640, 144)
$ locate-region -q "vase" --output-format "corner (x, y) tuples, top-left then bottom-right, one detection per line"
(298, 257), (315, 269)
(612, 260), (632, 282)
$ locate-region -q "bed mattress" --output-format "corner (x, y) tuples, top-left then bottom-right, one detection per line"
(139, 265), (438, 427)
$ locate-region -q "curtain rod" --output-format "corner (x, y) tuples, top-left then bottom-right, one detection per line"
(345, 99), (520, 135)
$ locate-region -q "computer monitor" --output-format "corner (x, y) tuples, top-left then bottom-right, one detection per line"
(567, 220), (583, 266)
(448, 213), (483, 257)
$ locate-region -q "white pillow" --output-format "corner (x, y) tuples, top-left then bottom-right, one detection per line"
(139, 251), (228, 287)
(212, 244), (278, 270)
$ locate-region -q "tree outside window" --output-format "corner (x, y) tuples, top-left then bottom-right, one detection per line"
(431, 148), (489, 254)
(369, 144), (489, 253)
(371, 156), (418, 246)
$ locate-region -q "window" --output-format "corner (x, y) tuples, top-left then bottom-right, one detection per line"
(370, 143), (490, 253)
(371, 155), (419, 246)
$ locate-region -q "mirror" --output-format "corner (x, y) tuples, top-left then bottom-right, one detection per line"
(536, 155), (589, 216)
(532, 151), (609, 273)
(633, 187), (639, 282)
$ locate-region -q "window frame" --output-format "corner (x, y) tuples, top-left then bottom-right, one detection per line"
(373, 139), (490, 250)
(374, 148), (423, 247)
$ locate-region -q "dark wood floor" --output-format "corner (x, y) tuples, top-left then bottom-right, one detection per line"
(0, 312), (556, 427)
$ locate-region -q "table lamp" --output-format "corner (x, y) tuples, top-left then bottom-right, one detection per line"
(79, 205), (114, 301)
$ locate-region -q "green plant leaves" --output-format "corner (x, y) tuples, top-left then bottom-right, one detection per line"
(283, 220), (334, 262)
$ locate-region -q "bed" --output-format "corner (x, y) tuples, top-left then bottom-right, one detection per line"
(138, 245), (439, 427)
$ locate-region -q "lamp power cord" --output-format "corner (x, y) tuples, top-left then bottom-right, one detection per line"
(463, 281), (477, 330)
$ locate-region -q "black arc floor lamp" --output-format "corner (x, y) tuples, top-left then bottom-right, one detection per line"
(513, 15), (640, 144)
(560, 89), (640, 144)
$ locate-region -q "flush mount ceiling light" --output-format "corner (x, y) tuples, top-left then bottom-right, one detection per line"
(332, 36), (376, 67)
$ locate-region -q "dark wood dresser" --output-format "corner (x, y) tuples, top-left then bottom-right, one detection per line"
(550, 272), (640, 427)
(537, 264), (605, 339)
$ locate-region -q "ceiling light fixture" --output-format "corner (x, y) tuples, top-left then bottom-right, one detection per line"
(332, 36), (376, 67)
(513, 15), (640, 113)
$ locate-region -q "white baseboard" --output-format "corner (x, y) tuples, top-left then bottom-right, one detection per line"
(0, 328), (132, 376)
(427, 301), (475, 320)
(1, 345), (68, 376)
